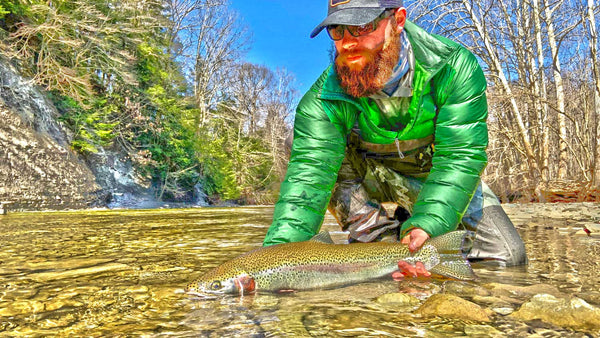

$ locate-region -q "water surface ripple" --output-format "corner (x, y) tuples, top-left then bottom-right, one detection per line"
(0, 204), (598, 336)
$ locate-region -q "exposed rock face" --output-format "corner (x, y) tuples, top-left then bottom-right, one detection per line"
(0, 59), (209, 210)
(0, 60), (103, 210)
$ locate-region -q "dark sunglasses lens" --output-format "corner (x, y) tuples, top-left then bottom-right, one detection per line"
(327, 25), (345, 40)
(347, 23), (374, 37)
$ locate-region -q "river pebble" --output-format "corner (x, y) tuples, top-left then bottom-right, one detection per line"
(491, 307), (515, 315)
(472, 295), (513, 307)
(578, 291), (600, 306)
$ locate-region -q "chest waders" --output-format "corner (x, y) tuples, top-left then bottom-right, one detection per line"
(327, 121), (527, 266)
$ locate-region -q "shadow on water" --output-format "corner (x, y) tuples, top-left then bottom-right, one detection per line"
(0, 204), (599, 336)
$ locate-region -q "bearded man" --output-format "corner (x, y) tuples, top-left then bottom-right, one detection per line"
(263, 0), (527, 277)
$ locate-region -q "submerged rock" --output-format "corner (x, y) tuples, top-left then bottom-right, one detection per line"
(578, 291), (600, 306)
(375, 292), (419, 306)
(510, 293), (600, 331)
(472, 295), (514, 308)
(415, 294), (491, 322)
(444, 281), (491, 297)
(484, 282), (562, 299)
(464, 324), (502, 336)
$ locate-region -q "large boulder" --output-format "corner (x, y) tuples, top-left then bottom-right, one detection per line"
(510, 294), (600, 332)
(415, 293), (491, 322)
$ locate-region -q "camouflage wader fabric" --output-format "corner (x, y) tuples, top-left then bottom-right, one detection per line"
(327, 130), (527, 266)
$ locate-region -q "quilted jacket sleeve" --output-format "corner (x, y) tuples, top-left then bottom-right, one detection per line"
(262, 84), (349, 246)
(400, 47), (489, 238)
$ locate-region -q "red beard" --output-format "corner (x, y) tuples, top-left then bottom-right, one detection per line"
(335, 33), (401, 98)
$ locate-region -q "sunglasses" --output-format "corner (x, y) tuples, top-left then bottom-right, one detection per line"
(326, 10), (395, 41)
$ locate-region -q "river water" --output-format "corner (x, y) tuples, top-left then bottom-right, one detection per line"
(0, 204), (599, 336)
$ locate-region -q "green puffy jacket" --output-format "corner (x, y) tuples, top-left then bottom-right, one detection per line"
(263, 21), (488, 246)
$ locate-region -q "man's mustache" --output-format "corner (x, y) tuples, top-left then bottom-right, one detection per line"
(336, 49), (373, 59)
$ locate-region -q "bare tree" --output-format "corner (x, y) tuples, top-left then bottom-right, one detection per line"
(263, 68), (297, 179)
(584, 0), (600, 187)
(230, 63), (273, 134)
(183, 1), (249, 126)
(4, 0), (160, 102)
(206, 63), (296, 203)
(409, 0), (597, 200)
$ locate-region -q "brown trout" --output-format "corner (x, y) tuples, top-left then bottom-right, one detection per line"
(186, 230), (475, 296)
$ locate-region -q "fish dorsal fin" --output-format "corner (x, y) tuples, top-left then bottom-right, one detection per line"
(309, 231), (334, 244)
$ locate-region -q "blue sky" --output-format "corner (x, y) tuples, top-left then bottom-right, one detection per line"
(229, 0), (333, 96)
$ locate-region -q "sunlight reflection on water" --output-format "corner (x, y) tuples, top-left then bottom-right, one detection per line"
(0, 204), (598, 336)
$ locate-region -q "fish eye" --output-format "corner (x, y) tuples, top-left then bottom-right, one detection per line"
(210, 281), (222, 290)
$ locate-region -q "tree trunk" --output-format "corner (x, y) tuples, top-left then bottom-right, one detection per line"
(587, 0), (600, 187)
(532, 0), (550, 183)
(543, 0), (568, 179)
(461, 0), (542, 189)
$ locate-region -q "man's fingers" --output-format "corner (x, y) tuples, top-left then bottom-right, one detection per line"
(397, 261), (431, 279)
(391, 271), (405, 281)
(404, 229), (429, 253)
(415, 262), (431, 277)
(398, 261), (417, 277)
(397, 260), (413, 271)
(408, 238), (419, 252)
(401, 235), (410, 245)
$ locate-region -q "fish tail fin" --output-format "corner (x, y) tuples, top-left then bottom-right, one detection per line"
(427, 231), (476, 281)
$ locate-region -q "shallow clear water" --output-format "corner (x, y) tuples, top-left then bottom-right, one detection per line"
(0, 204), (598, 336)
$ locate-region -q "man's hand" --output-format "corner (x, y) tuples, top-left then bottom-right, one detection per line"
(401, 228), (430, 252)
(391, 228), (431, 280)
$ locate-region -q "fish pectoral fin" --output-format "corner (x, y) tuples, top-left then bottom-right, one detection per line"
(234, 275), (256, 294)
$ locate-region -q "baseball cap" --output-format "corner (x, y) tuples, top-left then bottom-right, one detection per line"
(310, 0), (404, 38)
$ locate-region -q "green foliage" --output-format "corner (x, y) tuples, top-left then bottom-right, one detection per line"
(0, 0), (26, 18)
(2, 0), (291, 205)
(130, 42), (201, 200)
(53, 93), (118, 154)
(0, 5), (8, 19)
(196, 114), (280, 204)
